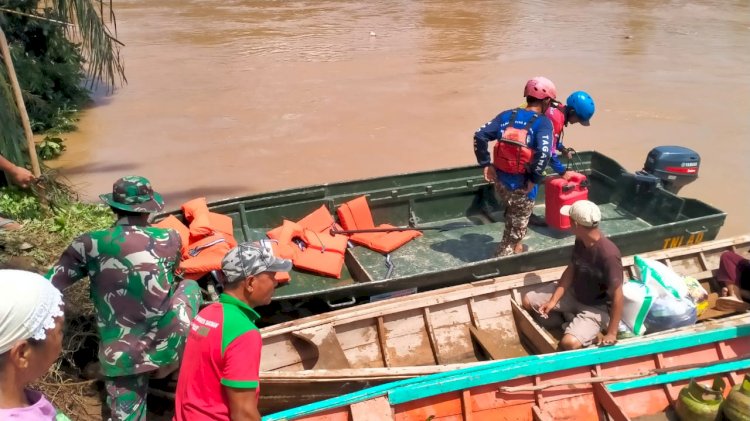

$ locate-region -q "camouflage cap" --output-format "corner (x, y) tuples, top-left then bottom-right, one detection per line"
(221, 240), (292, 284)
(99, 176), (164, 213)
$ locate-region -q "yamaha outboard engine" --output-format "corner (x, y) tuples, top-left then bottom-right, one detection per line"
(635, 146), (700, 194)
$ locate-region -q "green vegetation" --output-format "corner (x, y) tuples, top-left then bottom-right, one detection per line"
(0, 180), (114, 267)
(0, 0), (125, 166)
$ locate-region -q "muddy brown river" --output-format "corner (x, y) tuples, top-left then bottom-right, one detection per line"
(53, 0), (750, 237)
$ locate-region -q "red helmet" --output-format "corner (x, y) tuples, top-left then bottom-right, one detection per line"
(524, 77), (557, 100)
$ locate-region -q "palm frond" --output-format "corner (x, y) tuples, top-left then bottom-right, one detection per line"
(49, 0), (126, 89)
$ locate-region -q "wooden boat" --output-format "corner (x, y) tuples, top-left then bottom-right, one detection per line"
(161, 150), (725, 312)
(258, 235), (750, 414)
(262, 322), (750, 420)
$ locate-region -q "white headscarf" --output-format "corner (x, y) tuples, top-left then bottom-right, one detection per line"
(0, 270), (64, 354)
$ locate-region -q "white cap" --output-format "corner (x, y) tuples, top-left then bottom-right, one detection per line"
(560, 200), (601, 228)
(0, 270), (64, 353)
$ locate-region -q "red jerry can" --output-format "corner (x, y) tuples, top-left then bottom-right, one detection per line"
(545, 171), (589, 230)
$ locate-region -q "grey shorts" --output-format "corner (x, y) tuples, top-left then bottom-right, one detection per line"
(524, 282), (610, 347)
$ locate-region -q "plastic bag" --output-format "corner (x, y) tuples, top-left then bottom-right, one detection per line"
(634, 255), (690, 300)
(622, 279), (653, 335)
(645, 296), (697, 333)
(682, 276), (709, 316)
(632, 255), (697, 333)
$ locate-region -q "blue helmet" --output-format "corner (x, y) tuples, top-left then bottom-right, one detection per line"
(566, 91), (595, 123)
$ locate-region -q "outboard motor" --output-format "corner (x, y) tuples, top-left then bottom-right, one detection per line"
(635, 146), (700, 194)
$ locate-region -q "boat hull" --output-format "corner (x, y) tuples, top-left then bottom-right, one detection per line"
(258, 236), (750, 414)
(162, 151), (726, 309)
(264, 323), (750, 420)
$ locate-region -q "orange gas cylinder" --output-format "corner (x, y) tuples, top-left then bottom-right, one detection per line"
(545, 171), (589, 230)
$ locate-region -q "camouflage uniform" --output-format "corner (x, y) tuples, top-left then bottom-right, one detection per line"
(46, 176), (202, 421)
(494, 181), (535, 257)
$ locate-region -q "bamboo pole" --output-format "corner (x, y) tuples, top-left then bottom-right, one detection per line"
(0, 25), (41, 177)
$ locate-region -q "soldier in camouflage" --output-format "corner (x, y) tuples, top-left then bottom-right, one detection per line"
(46, 176), (202, 421)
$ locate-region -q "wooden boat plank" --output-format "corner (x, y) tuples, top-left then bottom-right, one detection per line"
(653, 353), (678, 405)
(715, 340), (740, 387)
(330, 319), (381, 368)
(467, 290), (515, 328)
(466, 298), (479, 328)
(262, 270), (555, 336)
(349, 396), (393, 421)
(291, 324), (351, 370)
(531, 405), (555, 421)
(376, 317), (391, 368)
(429, 301), (486, 363)
(422, 307), (442, 365)
(607, 357), (750, 393)
(469, 325), (506, 360)
(260, 363), (487, 382)
(592, 383), (631, 421)
(460, 390), (473, 421)
(385, 325), (750, 406)
(382, 311), (435, 367)
(510, 299), (557, 354)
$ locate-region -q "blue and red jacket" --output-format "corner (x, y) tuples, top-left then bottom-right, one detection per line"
(474, 108), (554, 200)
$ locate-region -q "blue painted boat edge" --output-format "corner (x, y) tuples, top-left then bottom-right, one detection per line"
(606, 358), (750, 393)
(262, 323), (750, 421)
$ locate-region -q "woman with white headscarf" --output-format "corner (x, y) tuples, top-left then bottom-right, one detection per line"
(0, 269), (70, 420)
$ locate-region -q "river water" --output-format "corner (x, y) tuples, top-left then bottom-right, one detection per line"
(54, 0), (750, 237)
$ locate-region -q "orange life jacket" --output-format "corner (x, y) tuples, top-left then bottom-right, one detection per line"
(493, 109), (538, 174)
(153, 198), (238, 281)
(267, 205), (348, 279)
(336, 196), (420, 254)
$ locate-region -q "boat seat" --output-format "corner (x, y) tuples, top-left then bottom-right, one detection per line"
(291, 324), (351, 370)
(337, 196), (421, 254)
(469, 325), (510, 360)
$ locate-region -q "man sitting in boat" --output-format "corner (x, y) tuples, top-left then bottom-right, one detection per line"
(174, 241), (292, 421)
(716, 250), (750, 310)
(521, 200), (625, 350)
(473, 77), (565, 256)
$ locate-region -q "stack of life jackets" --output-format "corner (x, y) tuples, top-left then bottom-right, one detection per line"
(265, 196), (421, 279)
(156, 196), (423, 281)
(266, 205), (349, 279)
(153, 197), (238, 282)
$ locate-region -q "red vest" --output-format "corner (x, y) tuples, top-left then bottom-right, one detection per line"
(493, 109), (538, 174)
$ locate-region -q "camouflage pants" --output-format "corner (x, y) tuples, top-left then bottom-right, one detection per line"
(103, 281), (201, 421)
(494, 181), (535, 256)
(104, 374), (148, 421)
